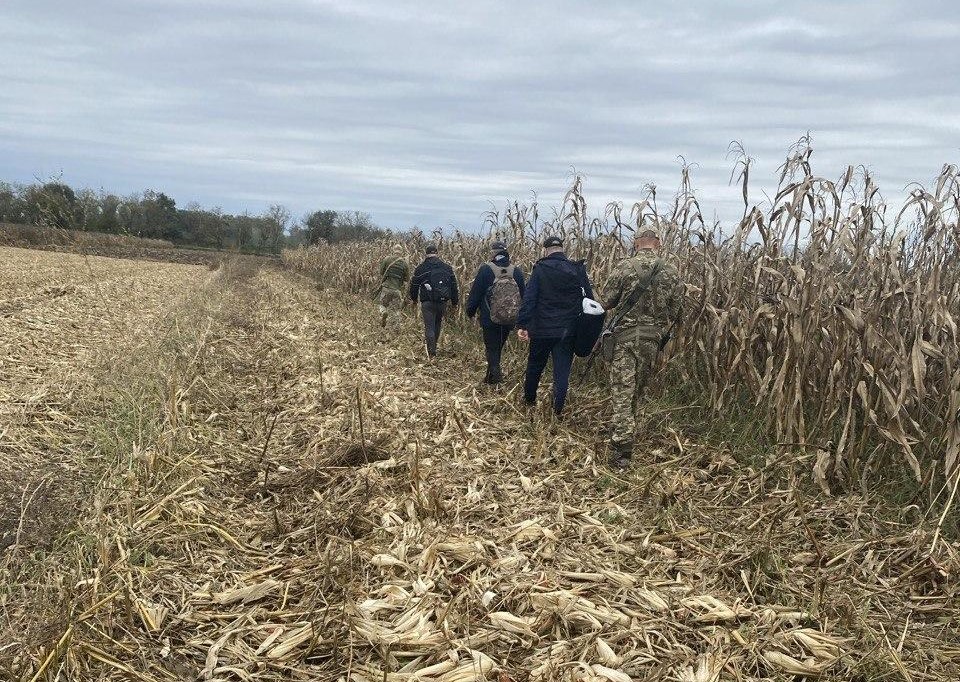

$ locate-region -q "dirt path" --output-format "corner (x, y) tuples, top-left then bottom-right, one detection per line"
(11, 264), (960, 680)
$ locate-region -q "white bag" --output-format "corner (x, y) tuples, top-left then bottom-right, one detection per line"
(581, 297), (605, 315)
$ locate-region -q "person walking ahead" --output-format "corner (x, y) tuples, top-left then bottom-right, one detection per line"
(378, 245), (410, 330)
(516, 235), (593, 415)
(602, 228), (684, 469)
(409, 243), (459, 358)
(466, 241), (526, 384)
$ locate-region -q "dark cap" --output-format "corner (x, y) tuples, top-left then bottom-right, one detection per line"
(543, 235), (563, 248)
(424, 243), (438, 254)
(490, 240), (507, 252)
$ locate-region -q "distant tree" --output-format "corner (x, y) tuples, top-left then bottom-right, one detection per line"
(335, 210), (386, 242)
(232, 213), (255, 250)
(0, 182), (28, 223)
(264, 204), (290, 251)
(95, 192), (122, 233)
(117, 192), (146, 236)
(76, 188), (103, 231)
(180, 202), (215, 246)
(302, 209), (388, 243)
(246, 215), (273, 251)
(285, 219), (310, 247)
(304, 209), (338, 244)
(256, 216), (271, 251)
(24, 182), (81, 230)
(209, 207), (227, 249)
(141, 190), (182, 241)
(1, 176), (387, 249)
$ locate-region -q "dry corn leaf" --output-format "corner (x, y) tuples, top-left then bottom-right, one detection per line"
(591, 664), (632, 682)
(212, 579), (281, 605)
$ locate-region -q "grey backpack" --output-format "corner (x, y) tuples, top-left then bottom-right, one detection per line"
(486, 263), (521, 325)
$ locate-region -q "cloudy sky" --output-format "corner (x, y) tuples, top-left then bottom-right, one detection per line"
(2, 0), (958, 230)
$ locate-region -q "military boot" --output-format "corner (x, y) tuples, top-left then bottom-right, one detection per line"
(608, 442), (632, 471)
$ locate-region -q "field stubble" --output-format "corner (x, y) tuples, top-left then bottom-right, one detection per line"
(0, 246), (211, 670)
(0, 247), (209, 552)
(4, 247), (956, 680)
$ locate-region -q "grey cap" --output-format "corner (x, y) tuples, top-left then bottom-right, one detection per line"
(424, 243), (438, 254)
(543, 235), (563, 248)
(490, 240), (507, 252)
(636, 228), (661, 239)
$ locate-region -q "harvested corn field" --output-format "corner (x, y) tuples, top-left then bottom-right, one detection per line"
(3, 248), (957, 681)
(0, 247), (209, 556)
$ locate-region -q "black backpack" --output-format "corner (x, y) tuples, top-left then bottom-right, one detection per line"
(424, 265), (452, 302)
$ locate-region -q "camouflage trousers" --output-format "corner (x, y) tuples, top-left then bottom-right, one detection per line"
(378, 287), (403, 329)
(609, 334), (660, 450)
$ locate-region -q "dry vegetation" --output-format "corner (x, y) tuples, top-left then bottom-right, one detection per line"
(1, 242), (957, 678)
(2, 143), (960, 681)
(285, 139), (960, 496)
(0, 222), (174, 251)
(0, 247), (210, 666)
(0, 247), (208, 550)
(0, 223), (274, 267)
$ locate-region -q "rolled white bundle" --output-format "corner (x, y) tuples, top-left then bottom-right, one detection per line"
(582, 298), (605, 315)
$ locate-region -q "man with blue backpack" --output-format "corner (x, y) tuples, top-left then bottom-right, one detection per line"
(409, 243), (459, 358)
(466, 240), (526, 384)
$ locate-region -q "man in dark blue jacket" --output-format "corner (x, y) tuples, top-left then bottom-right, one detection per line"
(409, 244), (459, 358)
(516, 235), (594, 415)
(466, 241), (526, 384)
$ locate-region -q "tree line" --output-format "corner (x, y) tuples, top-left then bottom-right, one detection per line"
(0, 179), (390, 251)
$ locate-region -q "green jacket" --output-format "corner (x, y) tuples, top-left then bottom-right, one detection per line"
(380, 255), (410, 290)
(602, 250), (683, 331)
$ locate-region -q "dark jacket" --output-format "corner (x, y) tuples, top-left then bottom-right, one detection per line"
(516, 252), (593, 339)
(409, 256), (459, 304)
(466, 252), (526, 328)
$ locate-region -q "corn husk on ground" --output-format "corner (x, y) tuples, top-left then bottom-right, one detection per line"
(6, 244), (957, 680)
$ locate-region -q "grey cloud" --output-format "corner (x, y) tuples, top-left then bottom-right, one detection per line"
(1, 0), (958, 230)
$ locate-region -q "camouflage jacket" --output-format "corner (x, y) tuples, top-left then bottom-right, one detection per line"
(602, 250), (683, 332)
(380, 255), (410, 290)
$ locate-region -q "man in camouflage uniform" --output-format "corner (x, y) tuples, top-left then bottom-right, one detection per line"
(378, 245), (410, 330)
(602, 228), (684, 469)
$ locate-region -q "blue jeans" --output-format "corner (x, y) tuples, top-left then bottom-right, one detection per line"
(523, 336), (575, 414)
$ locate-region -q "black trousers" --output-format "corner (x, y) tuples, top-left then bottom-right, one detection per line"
(481, 324), (511, 383)
(420, 300), (447, 356)
(523, 335), (576, 414)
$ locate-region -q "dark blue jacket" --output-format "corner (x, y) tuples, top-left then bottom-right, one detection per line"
(517, 252), (593, 339)
(409, 256), (459, 304)
(465, 252), (526, 328)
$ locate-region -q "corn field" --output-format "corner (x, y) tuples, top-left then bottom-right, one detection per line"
(5, 228), (958, 680)
(285, 139), (960, 490)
